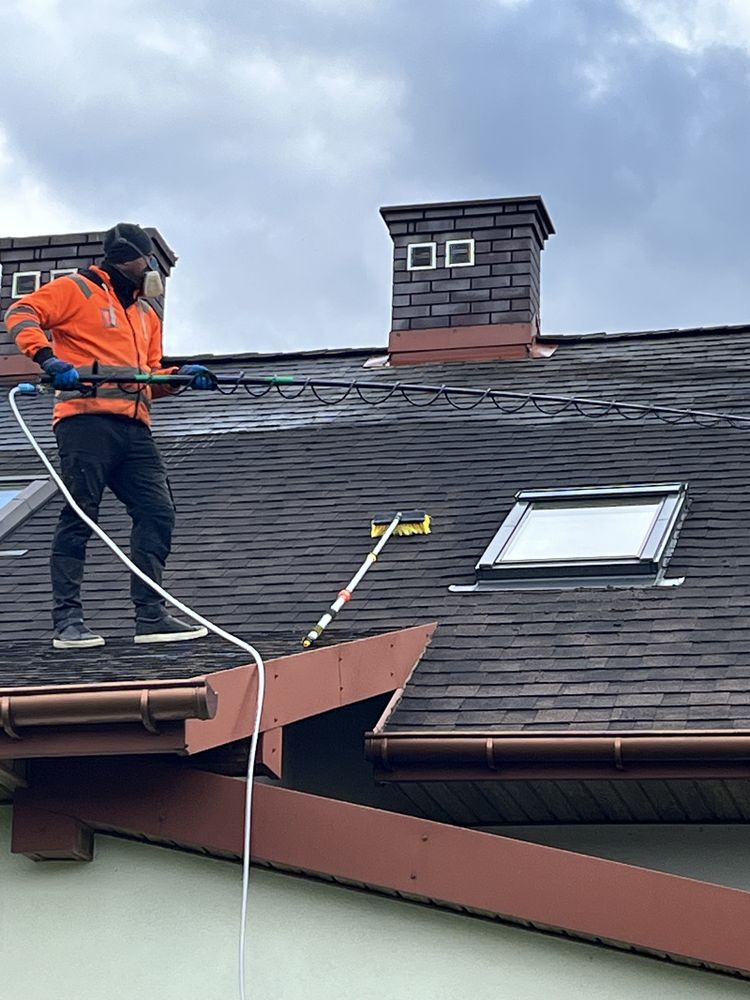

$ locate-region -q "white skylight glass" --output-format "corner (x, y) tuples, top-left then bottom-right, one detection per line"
(0, 478), (58, 544)
(0, 488), (21, 510)
(498, 499), (662, 563)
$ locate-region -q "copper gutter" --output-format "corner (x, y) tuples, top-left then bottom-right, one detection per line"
(0, 677), (217, 739)
(365, 729), (750, 780)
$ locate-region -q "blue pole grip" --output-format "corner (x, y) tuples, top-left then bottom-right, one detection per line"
(18, 383), (39, 395)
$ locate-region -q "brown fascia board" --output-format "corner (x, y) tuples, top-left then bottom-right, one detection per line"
(184, 623), (437, 757)
(12, 757), (750, 978)
(257, 623), (436, 732)
(365, 729), (750, 781)
(0, 624), (436, 762)
(0, 353), (40, 379)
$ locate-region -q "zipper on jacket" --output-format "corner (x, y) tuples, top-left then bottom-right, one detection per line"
(123, 303), (145, 422)
(82, 268), (148, 424)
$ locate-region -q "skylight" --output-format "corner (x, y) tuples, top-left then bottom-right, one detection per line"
(0, 477), (58, 544)
(0, 488), (21, 510)
(470, 483), (688, 588)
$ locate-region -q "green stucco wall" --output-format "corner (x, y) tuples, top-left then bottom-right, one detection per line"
(0, 807), (747, 1000)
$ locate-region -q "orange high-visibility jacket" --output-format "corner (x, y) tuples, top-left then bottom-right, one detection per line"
(5, 265), (177, 426)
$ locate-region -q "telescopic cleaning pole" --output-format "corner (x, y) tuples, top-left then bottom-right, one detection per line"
(14, 372), (750, 429)
(301, 510), (430, 648)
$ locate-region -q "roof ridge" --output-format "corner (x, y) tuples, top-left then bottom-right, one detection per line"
(163, 345), (382, 365)
(541, 323), (750, 343)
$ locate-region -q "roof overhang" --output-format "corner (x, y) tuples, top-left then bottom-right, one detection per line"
(365, 729), (750, 780)
(11, 756), (750, 978)
(0, 624), (436, 763)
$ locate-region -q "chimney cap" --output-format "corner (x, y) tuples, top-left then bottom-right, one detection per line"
(380, 194), (555, 239)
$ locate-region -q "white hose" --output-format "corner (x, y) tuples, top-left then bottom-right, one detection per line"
(9, 386), (263, 1000)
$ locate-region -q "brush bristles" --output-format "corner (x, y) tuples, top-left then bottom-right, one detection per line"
(370, 515), (431, 538)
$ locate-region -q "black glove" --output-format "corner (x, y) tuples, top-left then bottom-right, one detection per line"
(41, 357), (80, 390)
(177, 364), (216, 390)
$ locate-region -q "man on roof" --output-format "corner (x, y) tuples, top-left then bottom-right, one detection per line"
(5, 223), (215, 650)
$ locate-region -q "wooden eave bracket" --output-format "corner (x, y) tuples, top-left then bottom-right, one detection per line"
(12, 757), (750, 979)
(0, 623), (436, 763)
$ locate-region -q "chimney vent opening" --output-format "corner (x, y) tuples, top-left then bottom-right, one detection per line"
(406, 243), (437, 270)
(446, 239), (475, 267)
(50, 268), (78, 282)
(11, 272), (41, 298)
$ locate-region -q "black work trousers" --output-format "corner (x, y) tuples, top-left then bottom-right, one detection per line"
(51, 414), (176, 628)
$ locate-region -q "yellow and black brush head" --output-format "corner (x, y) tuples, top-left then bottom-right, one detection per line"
(370, 510), (432, 538)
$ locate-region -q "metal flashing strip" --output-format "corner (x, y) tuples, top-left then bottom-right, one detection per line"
(449, 575), (684, 592)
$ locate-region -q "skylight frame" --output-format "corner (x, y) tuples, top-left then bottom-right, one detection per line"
(475, 483), (688, 584)
(0, 476), (58, 542)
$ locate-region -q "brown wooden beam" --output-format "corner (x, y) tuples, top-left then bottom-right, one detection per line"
(12, 758), (750, 977)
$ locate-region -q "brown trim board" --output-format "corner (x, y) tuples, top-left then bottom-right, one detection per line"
(0, 624), (436, 761)
(12, 757), (750, 978)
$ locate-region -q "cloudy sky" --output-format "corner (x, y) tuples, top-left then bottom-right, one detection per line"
(1, 0), (748, 355)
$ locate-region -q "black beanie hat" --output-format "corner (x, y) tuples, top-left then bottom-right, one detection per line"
(103, 223), (154, 263)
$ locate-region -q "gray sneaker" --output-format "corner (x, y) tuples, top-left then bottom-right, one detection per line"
(53, 621), (106, 650)
(134, 612), (208, 644)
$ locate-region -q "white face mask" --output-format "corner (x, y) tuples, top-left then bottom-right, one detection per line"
(142, 268), (164, 298)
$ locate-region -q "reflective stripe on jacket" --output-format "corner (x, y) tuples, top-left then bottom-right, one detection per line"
(4, 265), (176, 426)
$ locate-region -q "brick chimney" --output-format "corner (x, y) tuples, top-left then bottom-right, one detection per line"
(0, 228), (177, 379)
(380, 196), (554, 365)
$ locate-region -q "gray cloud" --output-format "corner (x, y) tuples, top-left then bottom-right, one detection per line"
(1, 0), (748, 353)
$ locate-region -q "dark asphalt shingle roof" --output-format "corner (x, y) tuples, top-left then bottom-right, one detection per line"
(3, 324), (750, 732)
